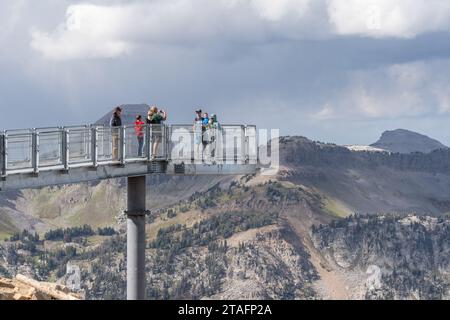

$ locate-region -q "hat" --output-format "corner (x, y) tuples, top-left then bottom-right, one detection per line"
(195, 109), (202, 113)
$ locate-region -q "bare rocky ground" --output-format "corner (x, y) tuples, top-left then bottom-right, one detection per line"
(0, 274), (81, 300)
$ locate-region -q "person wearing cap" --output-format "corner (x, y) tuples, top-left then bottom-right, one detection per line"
(210, 113), (221, 130)
(195, 109), (203, 120)
(110, 106), (122, 127)
(110, 106), (122, 161)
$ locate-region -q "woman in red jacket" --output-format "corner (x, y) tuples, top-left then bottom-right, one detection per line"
(134, 115), (145, 157)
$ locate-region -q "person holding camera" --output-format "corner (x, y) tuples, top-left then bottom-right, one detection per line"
(147, 106), (167, 160)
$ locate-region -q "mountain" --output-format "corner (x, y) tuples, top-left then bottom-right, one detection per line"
(370, 129), (447, 154)
(94, 104), (150, 126)
(1, 132), (450, 300)
(278, 136), (450, 215)
(312, 214), (450, 300)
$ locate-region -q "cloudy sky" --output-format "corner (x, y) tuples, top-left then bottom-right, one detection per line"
(1, 0), (450, 145)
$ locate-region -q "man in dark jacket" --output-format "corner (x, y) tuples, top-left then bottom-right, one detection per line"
(110, 107), (122, 127)
(110, 107), (122, 160)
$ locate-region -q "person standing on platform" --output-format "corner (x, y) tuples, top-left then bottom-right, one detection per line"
(134, 115), (145, 157)
(193, 109), (204, 161)
(147, 106), (167, 160)
(110, 106), (122, 161)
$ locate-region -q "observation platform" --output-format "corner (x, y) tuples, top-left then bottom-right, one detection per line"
(0, 122), (258, 300)
(0, 124), (258, 191)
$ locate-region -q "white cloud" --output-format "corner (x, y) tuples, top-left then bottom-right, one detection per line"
(30, 0), (450, 60)
(250, 0), (311, 22)
(30, 0), (274, 60)
(313, 60), (450, 120)
(311, 103), (336, 120)
(31, 28), (131, 60)
(328, 0), (450, 38)
(31, 3), (135, 60)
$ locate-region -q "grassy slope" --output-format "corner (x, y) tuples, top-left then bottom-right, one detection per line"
(16, 182), (123, 231)
(0, 211), (18, 240)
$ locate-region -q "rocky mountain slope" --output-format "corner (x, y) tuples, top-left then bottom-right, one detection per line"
(1, 176), (448, 300)
(1, 132), (450, 299)
(371, 129), (448, 154)
(312, 214), (450, 299)
(279, 136), (450, 215)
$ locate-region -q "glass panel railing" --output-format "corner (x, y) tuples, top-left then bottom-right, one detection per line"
(97, 126), (116, 163)
(168, 124), (250, 165)
(67, 126), (92, 165)
(37, 128), (63, 168)
(245, 125), (258, 164)
(221, 125), (246, 164)
(2, 124), (256, 175)
(149, 124), (167, 160)
(169, 125), (194, 162)
(4, 130), (33, 171)
(124, 125), (147, 161)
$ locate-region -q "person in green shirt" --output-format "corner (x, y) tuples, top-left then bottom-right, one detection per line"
(147, 106), (168, 159)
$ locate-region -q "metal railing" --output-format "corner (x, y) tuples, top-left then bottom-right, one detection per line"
(0, 124), (257, 177)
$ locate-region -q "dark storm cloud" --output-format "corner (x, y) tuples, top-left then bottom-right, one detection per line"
(2, 0), (450, 146)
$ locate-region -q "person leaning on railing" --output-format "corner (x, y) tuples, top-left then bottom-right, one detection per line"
(110, 107), (122, 161)
(147, 106), (167, 160)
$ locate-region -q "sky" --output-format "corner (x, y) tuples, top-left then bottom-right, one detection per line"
(1, 0), (450, 145)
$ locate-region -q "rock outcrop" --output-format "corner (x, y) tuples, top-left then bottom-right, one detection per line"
(0, 274), (81, 300)
(371, 129), (448, 154)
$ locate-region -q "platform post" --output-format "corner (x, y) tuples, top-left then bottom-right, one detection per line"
(0, 132), (6, 177)
(61, 128), (69, 171)
(126, 175), (147, 300)
(91, 126), (98, 167)
(32, 129), (40, 174)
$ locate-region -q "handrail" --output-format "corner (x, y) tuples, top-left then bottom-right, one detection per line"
(0, 124), (257, 176)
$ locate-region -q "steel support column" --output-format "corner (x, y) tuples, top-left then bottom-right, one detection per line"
(126, 175), (147, 300)
(0, 132), (6, 177)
